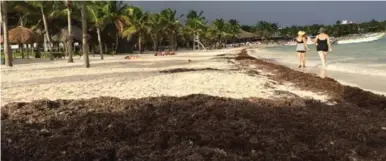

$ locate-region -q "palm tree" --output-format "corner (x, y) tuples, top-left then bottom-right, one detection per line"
(1, 1), (4, 64)
(81, 1), (89, 67)
(241, 25), (254, 33)
(87, 1), (110, 60)
(9, 1), (40, 27)
(105, 1), (130, 54)
(27, 1), (55, 60)
(121, 6), (149, 54)
(208, 18), (231, 48)
(148, 13), (164, 51)
(228, 19), (241, 43)
(160, 8), (183, 50)
(1, 1), (12, 66)
(255, 21), (278, 41)
(185, 10), (207, 50)
(65, 0), (74, 62)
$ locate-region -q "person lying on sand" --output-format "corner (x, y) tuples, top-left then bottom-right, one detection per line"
(125, 55), (137, 59)
(155, 50), (176, 56)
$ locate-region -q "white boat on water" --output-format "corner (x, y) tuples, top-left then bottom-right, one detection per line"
(335, 32), (385, 45)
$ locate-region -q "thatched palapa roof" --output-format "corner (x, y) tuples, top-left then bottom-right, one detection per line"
(8, 26), (38, 44)
(237, 29), (258, 39)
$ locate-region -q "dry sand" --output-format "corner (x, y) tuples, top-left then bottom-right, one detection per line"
(2, 48), (386, 161)
(1, 48), (329, 106)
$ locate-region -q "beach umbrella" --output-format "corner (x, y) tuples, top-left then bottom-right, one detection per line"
(8, 26), (38, 44)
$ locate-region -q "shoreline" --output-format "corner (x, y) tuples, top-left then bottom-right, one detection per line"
(247, 48), (386, 96)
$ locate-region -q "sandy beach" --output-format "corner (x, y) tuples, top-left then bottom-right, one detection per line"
(1, 48), (330, 106)
(2, 48), (386, 161)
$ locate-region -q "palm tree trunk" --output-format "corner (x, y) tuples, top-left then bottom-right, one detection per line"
(114, 34), (119, 55)
(30, 44), (35, 58)
(0, 1), (11, 66)
(138, 35), (142, 54)
(41, 6), (53, 60)
(19, 16), (24, 27)
(152, 40), (157, 51)
(193, 33), (196, 50)
(35, 42), (42, 58)
(96, 27), (104, 60)
(169, 33), (173, 50)
(19, 44), (24, 58)
(174, 32), (178, 51)
(151, 34), (157, 51)
(0, 1), (3, 64)
(66, 1), (74, 63)
(27, 44), (31, 59)
(63, 42), (68, 57)
(81, 2), (89, 68)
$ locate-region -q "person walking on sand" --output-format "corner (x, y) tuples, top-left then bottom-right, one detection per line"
(295, 31), (310, 68)
(314, 28), (332, 68)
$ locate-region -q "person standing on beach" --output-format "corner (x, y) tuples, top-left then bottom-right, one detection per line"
(314, 28), (332, 68)
(295, 31), (310, 68)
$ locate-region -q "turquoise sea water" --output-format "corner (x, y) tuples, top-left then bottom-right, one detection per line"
(266, 37), (386, 76)
(252, 37), (386, 94)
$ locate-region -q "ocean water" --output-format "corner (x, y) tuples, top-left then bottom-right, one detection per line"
(251, 37), (386, 95)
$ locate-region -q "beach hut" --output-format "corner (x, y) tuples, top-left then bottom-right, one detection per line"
(237, 29), (258, 39)
(235, 29), (259, 46)
(8, 26), (39, 59)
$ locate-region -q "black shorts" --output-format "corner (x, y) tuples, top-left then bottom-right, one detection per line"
(297, 50), (306, 53)
(317, 50), (328, 52)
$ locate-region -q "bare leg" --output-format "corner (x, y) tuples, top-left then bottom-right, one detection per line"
(323, 52), (327, 66)
(318, 51), (326, 68)
(301, 53), (306, 67)
(297, 52), (302, 68)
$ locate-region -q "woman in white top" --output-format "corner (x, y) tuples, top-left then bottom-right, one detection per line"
(295, 31), (310, 68)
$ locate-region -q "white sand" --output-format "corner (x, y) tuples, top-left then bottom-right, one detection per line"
(1, 48), (330, 106)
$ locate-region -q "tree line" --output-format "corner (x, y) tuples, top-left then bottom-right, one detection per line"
(241, 19), (386, 38)
(1, 1), (385, 68)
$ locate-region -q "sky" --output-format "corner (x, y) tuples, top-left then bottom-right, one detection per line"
(128, 1), (386, 27)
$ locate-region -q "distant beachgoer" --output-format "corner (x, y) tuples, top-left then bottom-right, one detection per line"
(314, 28), (332, 68)
(295, 31), (310, 68)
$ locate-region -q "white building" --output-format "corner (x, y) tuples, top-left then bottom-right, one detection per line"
(340, 20), (355, 25)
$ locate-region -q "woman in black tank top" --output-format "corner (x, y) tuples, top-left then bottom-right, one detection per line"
(314, 28), (332, 68)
